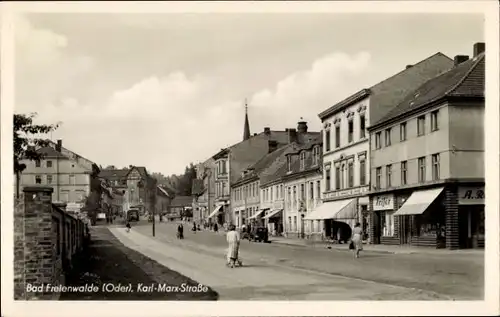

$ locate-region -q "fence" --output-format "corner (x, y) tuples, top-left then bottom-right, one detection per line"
(14, 186), (88, 300)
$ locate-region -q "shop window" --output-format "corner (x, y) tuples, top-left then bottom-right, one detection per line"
(381, 211), (395, 237)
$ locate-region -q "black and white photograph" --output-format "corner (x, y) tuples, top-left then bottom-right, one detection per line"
(1, 1), (499, 316)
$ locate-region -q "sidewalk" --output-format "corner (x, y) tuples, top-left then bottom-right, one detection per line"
(269, 237), (485, 255)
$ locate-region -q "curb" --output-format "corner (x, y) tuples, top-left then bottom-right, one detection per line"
(270, 240), (409, 255)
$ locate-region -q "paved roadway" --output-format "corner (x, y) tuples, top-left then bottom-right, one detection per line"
(112, 220), (483, 300)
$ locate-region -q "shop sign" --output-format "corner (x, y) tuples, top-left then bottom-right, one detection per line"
(458, 187), (485, 205)
(324, 186), (369, 200)
(272, 200), (284, 210)
(373, 194), (394, 211)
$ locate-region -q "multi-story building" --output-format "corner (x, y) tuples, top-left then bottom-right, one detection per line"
(18, 140), (95, 209)
(312, 52), (454, 241)
(283, 134), (323, 240)
(231, 143), (291, 228)
(192, 159), (216, 225)
(205, 107), (317, 227)
(367, 43), (485, 250)
(99, 165), (155, 215)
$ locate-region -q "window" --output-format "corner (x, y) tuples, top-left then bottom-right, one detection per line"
(280, 184), (284, 198)
(360, 114), (366, 139)
(340, 164), (345, 189)
(418, 157), (426, 182)
(335, 166), (340, 190)
(432, 153), (440, 180)
(325, 167), (331, 191)
(386, 164), (392, 188)
(288, 217), (292, 231)
(287, 187), (291, 208)
(292, 186), (297, 209)
(35, 161), (41, 167)
(385, 128), (391, 146)
(47, 161), (53, 168)
(348, 120), (354, 143)
(270, 186), (274, 201)
(47, 175), (53, 184)
(401, 161), (408, 185)
(310, 182), (314, 200)
(335, 126), (341, 148)
(431, 110), (439, 131)
(316, 181), (321, 200)
(381, 211), (395, 236)
(325, 130), (331, 152)
(300, 151), (306, 170)
(35, 175), (42, 184)
(348, 162), (354, 188)
(417, 115), (426, 136)
(375, 167), (382, 188)
(312, 146), (320, 166)
(287, 155), (292, 172)
(359, 160), (366, 186)
(400, 122), (407, 141)
(300, 184), (305, 200)
(375, 132), (381, 149)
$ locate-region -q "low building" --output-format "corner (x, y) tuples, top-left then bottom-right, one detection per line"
(367, 43), (485, 249)
(156, 185), (173, 217)
(170, 196), (194, 221)
(315, 51), (454, 242)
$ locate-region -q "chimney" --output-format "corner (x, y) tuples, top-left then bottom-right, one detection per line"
(287, 128), (298, 144)
(454, 55), (469, 66)
(268, 140), (278, 154)
(473, 42), (485, 57)
(264, 127), (271, 135)
(406, 65), (413, 69)
(56, 139), (62, 152)
(297, 120), (308, 133)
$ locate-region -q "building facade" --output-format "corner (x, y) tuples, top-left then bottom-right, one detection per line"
(313, 52), (455, 242)
(192, 159), (216, 225)
(18, 140), (94, 208)
(368, 43), (485, 250)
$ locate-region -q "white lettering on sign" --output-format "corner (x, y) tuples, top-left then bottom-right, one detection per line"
(373, 194), (394, 211)
(458, 187), (485, 205)
(324, 186), (369, 200)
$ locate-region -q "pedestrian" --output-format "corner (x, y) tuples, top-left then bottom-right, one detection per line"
(177, 223), (184, 239)
(226, 224), (242, 268)
(192, 222), (197, 233)
(214, 223), (218, 233)
(126, 221), (131, 233)
(351, 222), (363, 258)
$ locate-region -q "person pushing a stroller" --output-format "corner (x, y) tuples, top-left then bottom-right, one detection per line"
(226, 224), (242, 268)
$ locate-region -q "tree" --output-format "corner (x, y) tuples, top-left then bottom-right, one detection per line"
(14, 113), (60, 198)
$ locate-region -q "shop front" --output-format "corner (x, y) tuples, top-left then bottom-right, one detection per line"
(457, 186), (485, 249)
(263, 208), (283, 236)
(371, 193), (398, 245)
(207, 204), (224, 226)
(248, 207), (266, 228)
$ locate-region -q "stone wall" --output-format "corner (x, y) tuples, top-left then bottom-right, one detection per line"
(14, 186), (87, 300)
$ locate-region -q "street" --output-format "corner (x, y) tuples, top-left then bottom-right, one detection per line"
(110, 220), (483, 300)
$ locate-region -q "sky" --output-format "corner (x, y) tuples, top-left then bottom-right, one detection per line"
(14, 12), (484, 176)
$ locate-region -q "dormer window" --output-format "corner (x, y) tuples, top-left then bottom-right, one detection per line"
(300, 151), (306, 170)
(287, 155), (292, 172)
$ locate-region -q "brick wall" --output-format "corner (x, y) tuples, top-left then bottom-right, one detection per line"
(14, 186), (87, 300)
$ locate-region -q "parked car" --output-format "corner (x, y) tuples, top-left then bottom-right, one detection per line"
(250, 227), (269, 243)
(127, 209), (140, 222)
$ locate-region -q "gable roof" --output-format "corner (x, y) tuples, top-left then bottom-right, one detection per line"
(36, 146), (68, 159)
(259, 143), (300, 187)
(99, 168), (130, 180)
(171, 195), (193, 207)
(232, 145), (292, 187)
(370, 53), (485, 130)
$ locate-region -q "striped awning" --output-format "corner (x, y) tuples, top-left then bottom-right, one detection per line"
(394, 187), (444, 216)
(207, 205), (222, 218)
(304, 199), (355, 220)
(262, 209), (282, 219)
(248, 209), (266, 220)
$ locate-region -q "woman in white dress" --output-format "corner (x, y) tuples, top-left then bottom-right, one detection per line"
(226, 224), (242, 268)
(351, 222), (363, 258)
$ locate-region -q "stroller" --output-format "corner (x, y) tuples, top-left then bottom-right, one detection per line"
(226, 241), (243, 268)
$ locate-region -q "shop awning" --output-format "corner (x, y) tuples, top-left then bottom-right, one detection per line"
(304, 198), (355, 220)
(207, 205), (222, 218)
(248, 209), (265, 220)
(262, 209), (282, 219)
(393, 187), (444, 216)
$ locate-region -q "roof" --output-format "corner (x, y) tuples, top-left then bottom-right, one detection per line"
(157, 185), (171, 198)
(99, 168), (130, 180)
(232, 145), (292, 187)
(36, 146), (68, 159)
(170, 196), (193, 207)
(288, 134), (322, 154)
(370, 53), (485, 130)
(259, 143), (300, 186)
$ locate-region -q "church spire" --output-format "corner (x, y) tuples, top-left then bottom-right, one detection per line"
(243, 98), (251, 141)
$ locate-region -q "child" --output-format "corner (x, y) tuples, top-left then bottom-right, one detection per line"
(126, 222), (131, 233)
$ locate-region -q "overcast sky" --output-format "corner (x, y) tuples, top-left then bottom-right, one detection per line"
(14, 12), (484, 176)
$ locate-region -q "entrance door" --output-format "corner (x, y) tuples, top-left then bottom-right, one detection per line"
(373, 211), (380, 244)
(400, 215), (411, 245)
(458, 209), (471, 248)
